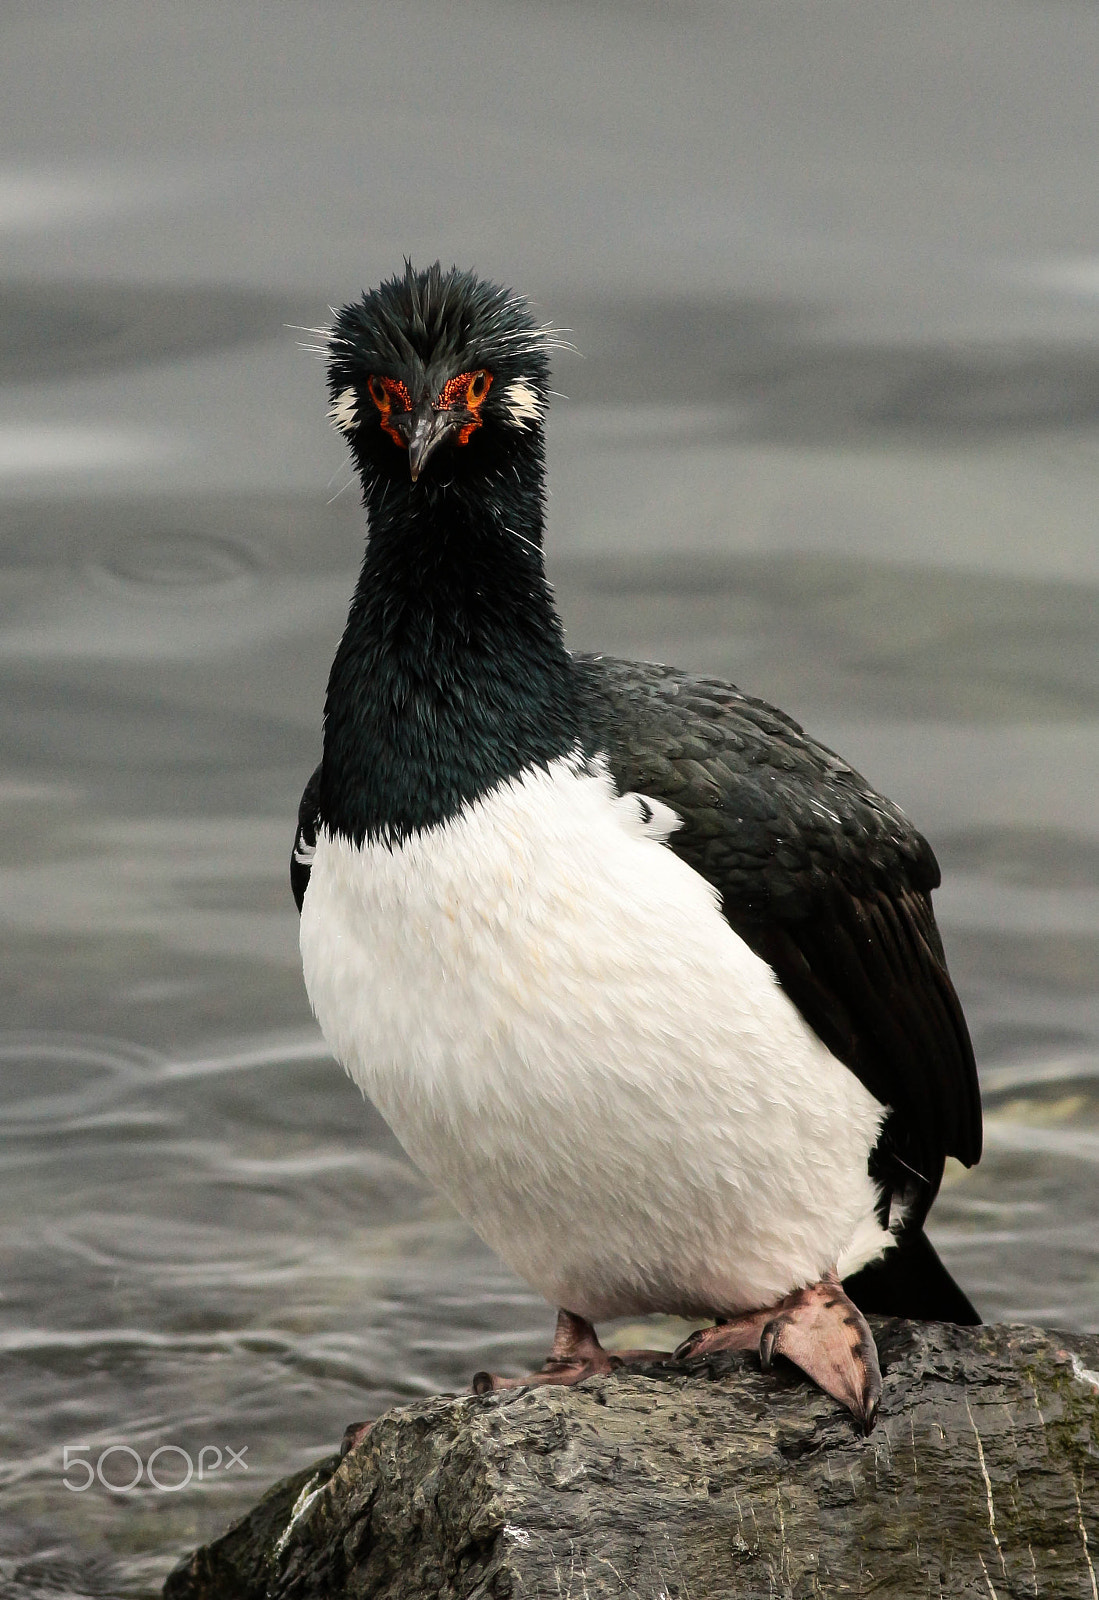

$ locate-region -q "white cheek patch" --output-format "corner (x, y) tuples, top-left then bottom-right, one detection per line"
(328, 386), (358, 434)
(503, 378), (542, 429)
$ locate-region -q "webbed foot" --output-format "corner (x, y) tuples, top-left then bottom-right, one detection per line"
(674, 1272), (882, 1432)
(471, 1308), (666, 1394)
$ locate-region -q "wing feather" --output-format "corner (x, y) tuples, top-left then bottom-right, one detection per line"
(576, 654), (981, 1228)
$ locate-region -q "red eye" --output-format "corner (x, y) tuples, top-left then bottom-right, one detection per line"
(468, 370), (489, 403)
(367, 375), (390, 412)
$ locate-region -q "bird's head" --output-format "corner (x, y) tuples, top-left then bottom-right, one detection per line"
(325, 262), (552, 494)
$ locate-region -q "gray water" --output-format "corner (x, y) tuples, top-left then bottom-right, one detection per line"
(3, 4), (1099, 1594)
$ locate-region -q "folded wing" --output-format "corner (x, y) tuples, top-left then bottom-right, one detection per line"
(575, 655), (982, 1231)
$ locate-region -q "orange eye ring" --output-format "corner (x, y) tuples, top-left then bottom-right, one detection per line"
(436, 370), (493, 411)
(436, 370), (494, 432)
(366, 375), (412, 415)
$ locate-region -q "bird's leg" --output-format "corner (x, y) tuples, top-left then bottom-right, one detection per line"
(471, 1308), (666, 1394)
(673, 1271), (882, 1433)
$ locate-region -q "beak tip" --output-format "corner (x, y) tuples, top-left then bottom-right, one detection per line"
(405, 400), (453, 484)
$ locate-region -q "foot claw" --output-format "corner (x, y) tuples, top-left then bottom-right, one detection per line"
(675, 1315), (765, 1364)
(673, 1329), (706, 1361)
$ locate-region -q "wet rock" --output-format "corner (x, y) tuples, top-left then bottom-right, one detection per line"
(164, 1320), (1099, 1599)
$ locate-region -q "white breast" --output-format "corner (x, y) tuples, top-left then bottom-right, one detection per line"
(299, 754), (891, 1320)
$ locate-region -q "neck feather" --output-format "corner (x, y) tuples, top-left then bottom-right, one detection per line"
(320, 467), (579, 844)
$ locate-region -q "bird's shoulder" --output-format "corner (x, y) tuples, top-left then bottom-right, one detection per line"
(573, 653), (938, 912)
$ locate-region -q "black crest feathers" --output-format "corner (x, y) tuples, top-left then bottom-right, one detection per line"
(326, 260), (552, 406)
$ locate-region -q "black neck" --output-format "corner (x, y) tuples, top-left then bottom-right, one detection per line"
(319, 473), (579, 844)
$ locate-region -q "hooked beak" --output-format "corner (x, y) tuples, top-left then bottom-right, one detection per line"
(397, 399), (459, 482)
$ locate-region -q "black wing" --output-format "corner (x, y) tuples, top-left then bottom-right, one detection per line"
(575, 654), (982, 1231)
(291, 763), (322, 914)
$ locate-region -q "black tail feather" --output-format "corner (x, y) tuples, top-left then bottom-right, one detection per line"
(844, 1229), (980, 1325)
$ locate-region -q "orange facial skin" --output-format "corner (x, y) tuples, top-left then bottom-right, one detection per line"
(366, 375), (413, 448)
(366, 370), (493, 449)
(435, 370), (494, 444)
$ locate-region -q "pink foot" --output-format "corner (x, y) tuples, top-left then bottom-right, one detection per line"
(472, 1309), (667, 1394)
(674, 1273), (883, 1433)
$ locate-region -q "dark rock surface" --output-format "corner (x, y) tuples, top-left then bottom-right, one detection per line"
(165, 1320), (1099, 1599)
